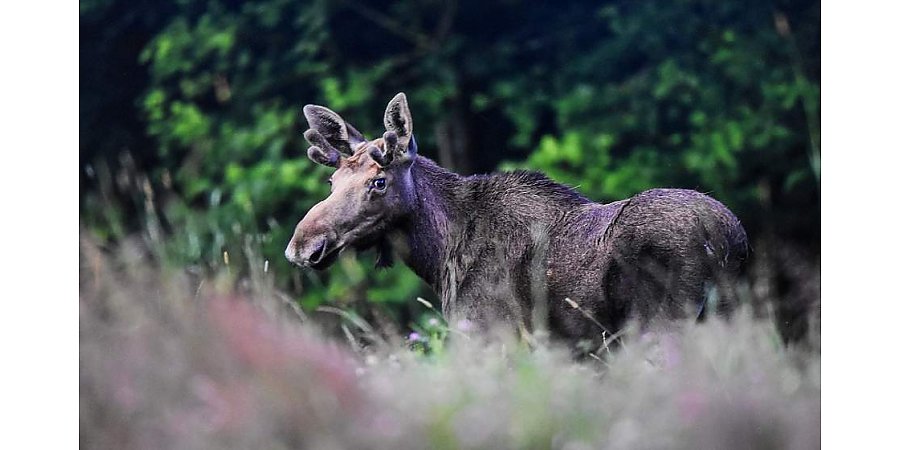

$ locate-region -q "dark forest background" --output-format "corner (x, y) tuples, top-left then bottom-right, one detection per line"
(80, 0), (820, 339)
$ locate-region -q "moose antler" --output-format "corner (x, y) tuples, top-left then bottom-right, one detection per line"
(304, 129), (342, 167)
(368, 130), (420, 167)
(368, 93), (417, 167)
(302, 94), (418, 168)
(366, 130), (395, 166)
(302, 104), (367, 167)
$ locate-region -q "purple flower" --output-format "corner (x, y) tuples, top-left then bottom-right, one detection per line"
(408, 332), (421, 342)
(456, 319), (474, 332)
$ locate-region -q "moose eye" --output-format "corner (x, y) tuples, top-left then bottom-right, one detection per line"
(372, 177), (387, 191)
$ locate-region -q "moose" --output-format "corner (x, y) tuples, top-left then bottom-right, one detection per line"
(285, 93), (748, 345)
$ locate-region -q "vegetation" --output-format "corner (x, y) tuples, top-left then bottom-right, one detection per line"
(80, 0), (820, 328)
(80, 1), (820, 446)
(80, 241), (819, 449)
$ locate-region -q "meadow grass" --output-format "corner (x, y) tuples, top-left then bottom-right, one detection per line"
(80, 237), (819, 449)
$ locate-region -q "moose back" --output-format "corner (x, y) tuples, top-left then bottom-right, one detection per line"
(285, 93), (748, 343)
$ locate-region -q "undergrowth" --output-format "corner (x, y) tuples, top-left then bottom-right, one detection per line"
(80, 237), (819, 449)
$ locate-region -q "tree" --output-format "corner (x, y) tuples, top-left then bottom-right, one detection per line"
(80, 0), (820, 325)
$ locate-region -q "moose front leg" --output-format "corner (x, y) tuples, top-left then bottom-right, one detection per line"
(441, 267), (531, 341)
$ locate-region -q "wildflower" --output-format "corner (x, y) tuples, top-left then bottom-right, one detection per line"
(408, 332), (421, 342)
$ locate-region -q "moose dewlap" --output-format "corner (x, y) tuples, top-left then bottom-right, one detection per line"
(286, 93), (748, 343)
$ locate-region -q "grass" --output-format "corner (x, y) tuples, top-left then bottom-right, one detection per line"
(80, 237), (820, 449)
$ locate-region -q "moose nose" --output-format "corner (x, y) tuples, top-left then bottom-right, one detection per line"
(284, 241), (300, 265)
(285, 235), (331, 267)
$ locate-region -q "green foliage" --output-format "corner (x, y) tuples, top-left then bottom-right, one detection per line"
(508, 3), (819, 217)
(80, 0), (820, 321)
(117, 0), (429, 313)
(406, 297), (452, 357)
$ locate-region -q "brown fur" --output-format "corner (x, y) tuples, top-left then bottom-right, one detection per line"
(287, 93), (749, 345)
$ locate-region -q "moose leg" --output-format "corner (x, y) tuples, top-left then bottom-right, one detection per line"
(443, 270), (530, 341)
(603, 242), (712, 328)
(604, 257), (662, 328)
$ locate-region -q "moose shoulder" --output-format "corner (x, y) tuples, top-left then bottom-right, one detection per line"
(286, 93), (748, 343)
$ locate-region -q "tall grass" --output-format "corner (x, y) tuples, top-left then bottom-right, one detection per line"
(80, 236), (819, 449)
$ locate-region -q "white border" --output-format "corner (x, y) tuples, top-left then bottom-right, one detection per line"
(4, 0), (899, 447)
(1, 2), (79, 447)
(823, 0), (900, 448)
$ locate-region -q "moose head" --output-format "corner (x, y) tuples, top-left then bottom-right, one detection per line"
(285, 93), (419, 269)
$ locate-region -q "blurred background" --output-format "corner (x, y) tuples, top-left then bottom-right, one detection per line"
(80, 0), (820, 340)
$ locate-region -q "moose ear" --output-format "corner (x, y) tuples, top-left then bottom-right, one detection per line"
(302, 104), (365, 156)
(383, 93), (415, 159)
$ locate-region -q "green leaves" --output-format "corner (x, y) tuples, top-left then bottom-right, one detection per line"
(81, 0), (819, 326)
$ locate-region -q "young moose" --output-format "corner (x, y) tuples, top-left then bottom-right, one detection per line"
(286, 93), (748, 344)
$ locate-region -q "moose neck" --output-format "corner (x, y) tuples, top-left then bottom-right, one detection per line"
(391, 156), (461, 288)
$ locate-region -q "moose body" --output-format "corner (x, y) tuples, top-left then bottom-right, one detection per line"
(286, 93), (748, 343)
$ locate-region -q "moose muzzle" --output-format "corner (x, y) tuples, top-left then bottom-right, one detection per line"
(285, 234), (340, 268)
(284, 200), (346, 269)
